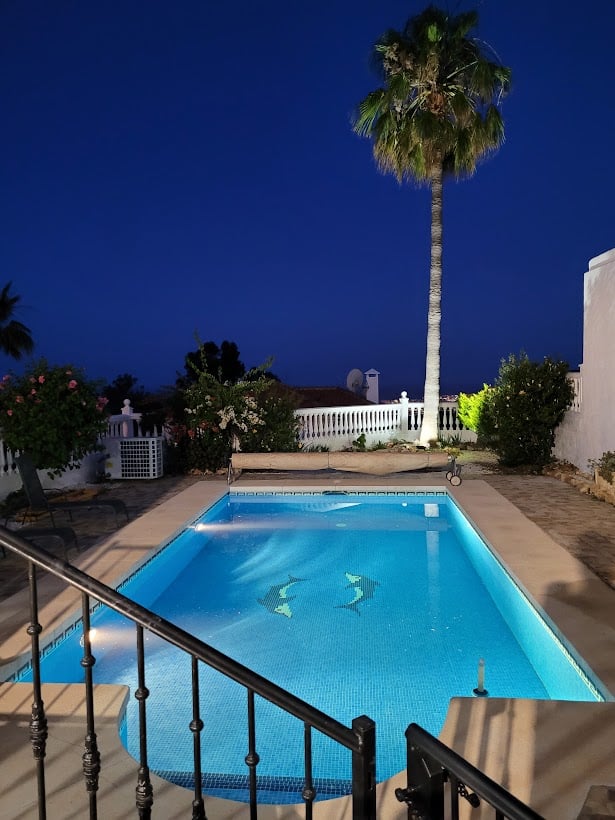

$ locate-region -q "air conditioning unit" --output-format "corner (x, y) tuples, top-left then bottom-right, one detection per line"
(105, 437), (163, 479)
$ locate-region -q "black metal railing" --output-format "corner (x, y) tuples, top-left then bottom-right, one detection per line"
(395, 723), (544, 820)
(0, 528), (376, 820)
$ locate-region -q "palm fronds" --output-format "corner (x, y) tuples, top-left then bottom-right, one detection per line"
(352, 4), (511, 183)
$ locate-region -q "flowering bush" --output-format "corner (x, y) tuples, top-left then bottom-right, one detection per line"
(239, 381), (301, 454)
(169, 365), (300, 473)
(0, 359), (109, 475)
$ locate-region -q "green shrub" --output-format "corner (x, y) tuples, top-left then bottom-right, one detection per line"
(0, 359), (108, 475)
(485, 353), (574, 467)
(167, 423), (231, 474)
(458, 385), (492, 433)
(352, 433), (367, 451)
(588, 451), (615, 484)
(369, 440), (387, 451)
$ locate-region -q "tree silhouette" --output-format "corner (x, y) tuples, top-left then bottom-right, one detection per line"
(0, 282), (34, 360)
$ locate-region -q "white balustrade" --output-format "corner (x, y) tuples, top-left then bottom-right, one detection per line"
(296, 393), (476, 450)
(0, 393), (475, 497)
(101, 399), (163, 439)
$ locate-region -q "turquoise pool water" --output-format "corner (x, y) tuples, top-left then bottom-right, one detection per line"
(16, 490), (609, 803)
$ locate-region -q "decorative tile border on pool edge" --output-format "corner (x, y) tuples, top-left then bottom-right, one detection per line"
(156, 769), (352, 803)
(9, 618), (85, 682)
(230, 487), (450, 497)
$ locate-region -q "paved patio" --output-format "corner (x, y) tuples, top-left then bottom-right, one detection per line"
(0, 474), (202, 601)
(2, 464), (615, 818)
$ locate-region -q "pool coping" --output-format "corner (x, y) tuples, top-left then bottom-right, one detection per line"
(3, 475), (615, 818)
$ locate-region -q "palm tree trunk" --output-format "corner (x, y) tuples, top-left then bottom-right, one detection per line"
(419, 163), (443, 445)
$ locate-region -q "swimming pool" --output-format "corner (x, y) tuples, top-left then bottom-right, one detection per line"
(16, 489), (610, 803)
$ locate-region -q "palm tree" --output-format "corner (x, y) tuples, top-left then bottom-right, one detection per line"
(0, 282), (34, 360)
(353, 6), (510, 444)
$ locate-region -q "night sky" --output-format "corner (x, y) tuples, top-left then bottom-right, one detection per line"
(2, 1), (613, 401)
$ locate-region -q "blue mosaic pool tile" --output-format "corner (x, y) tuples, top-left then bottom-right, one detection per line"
(156, 769), (352, 804)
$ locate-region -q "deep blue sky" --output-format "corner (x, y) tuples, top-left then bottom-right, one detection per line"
(2, 1), (613, 401)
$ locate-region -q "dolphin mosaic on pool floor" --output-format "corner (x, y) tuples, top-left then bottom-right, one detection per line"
(257, 571), (381, 618)
(257, 574), (305, 618)
(335, 572), (380, 615)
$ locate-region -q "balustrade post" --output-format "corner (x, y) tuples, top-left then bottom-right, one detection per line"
(398, 392), (411, 441)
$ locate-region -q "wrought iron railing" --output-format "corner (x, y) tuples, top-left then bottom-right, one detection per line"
(0, 528), (376, 820)
(396, 723), (544, 820)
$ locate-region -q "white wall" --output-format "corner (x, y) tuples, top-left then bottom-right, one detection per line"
(553, 394), (584, 468)
(554, 248), (615, 471)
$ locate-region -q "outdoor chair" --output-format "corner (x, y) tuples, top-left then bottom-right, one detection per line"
(0, 524), (79, 560)
(16, 455), (129, 528)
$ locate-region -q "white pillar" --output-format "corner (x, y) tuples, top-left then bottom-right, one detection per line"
(399, 391), (410, 440)
(364, 369), (380, 403)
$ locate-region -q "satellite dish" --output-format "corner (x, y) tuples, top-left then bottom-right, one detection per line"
(346, 368), (365, 394)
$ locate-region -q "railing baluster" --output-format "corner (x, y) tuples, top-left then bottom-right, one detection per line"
(80, 592), (101, 819)
(189, 655), (206, 819)
(351, 716), (376, 820)
(135, 625), (154, 819)
(245, 688), (260, 819)
(302, 723), (315, 820)
(27, 561), (48, 820)
(449, 772), (460, 820)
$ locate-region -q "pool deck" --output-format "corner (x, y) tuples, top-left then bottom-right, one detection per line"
(3, 470), (615, 818)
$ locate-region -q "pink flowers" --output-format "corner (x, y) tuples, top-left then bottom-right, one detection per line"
(0, 360), (111, 476)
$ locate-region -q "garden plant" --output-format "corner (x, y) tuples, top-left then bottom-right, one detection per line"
(463, 354), (574, 468)
(169, 345), (300, 474)
(0, 359), (109, 475)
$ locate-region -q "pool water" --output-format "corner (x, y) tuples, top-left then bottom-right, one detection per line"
(17, 491), (609, 803)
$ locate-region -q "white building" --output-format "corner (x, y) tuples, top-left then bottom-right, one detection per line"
(554, 248), (615, 471)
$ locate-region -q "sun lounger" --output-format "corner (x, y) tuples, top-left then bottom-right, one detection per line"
(16, 455), (129, 527)
(0, 525), (79, 560)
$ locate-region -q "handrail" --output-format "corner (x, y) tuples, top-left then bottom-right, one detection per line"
(1, 527), (376, 817)
(397, 723), (544, 819)
(2, 528), (363, 747)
